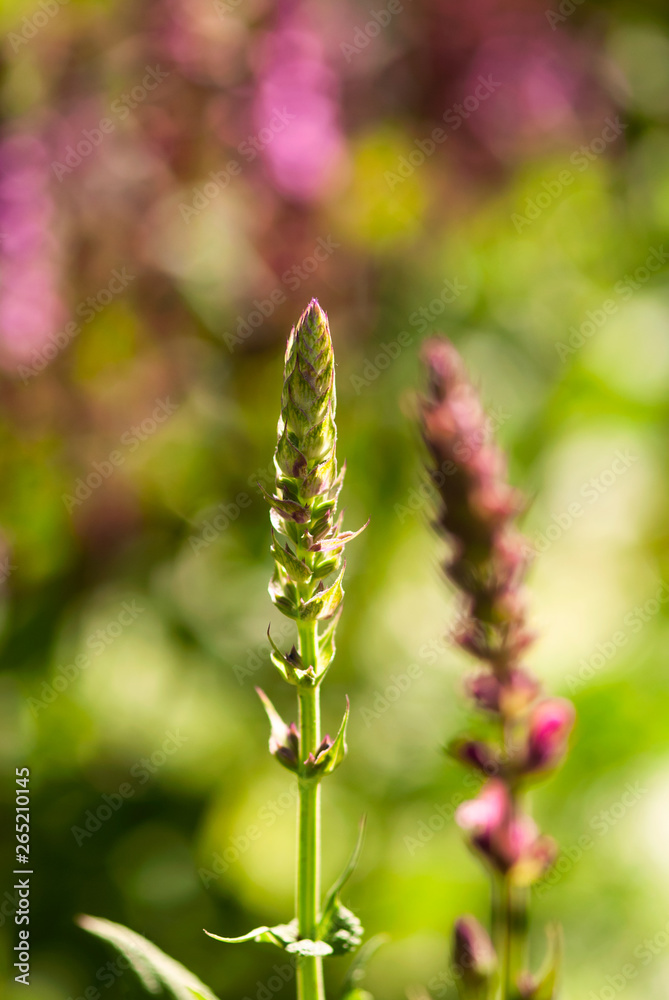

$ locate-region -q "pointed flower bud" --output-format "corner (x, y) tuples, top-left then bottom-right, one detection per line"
(256, 688), (301, 772)
(264, 301), (366, 691)
(452, 916), (496, 998)
(525, 699), (574, 774)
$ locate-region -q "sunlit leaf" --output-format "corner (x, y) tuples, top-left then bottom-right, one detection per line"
(77, 916), (219, 1000)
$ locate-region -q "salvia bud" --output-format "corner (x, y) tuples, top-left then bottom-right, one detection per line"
(525, 698), (575, 774)
(466, 667), (541, 717)
(452, 915), (496, 998)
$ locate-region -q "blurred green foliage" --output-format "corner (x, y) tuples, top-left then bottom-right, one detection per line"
(2, 1), (669, 999)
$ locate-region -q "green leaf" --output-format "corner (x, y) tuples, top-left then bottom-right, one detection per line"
(204, 919), (335, 956)
(308, 506), (335, 544)
(519, 925), (562, 1000)
(300, 564), (345, 621)
(311, 554), (341, 579)
(320, 901), (363, 956)
(271, 534), (311, 584)
(256, 688), (299, 771)
(310, 519), (369, 553)
(267, 627), (305, 685)
(301, 454), (336, 498)
(307, 697), (349, 776)
(275, 429), (307, 479)
(258, 483), (310, 523)
(319, 818), (366, 954)
(204, 921), (297, 950)
(77, 915), (220, 1000)
(300, 414), (335, 464)
(316, 606), (342, 678)
(268, 572), (300, 619)
(286, 939), (333, 957)
(327, 461), (346, 504)
(321, 817), (366, 915)
(340, 935), (389, 1000)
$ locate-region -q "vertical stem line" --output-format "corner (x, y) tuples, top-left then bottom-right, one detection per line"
(493, 717), (529, 1000)
(491, 875), (508, 1000)
(296, 620), (325, 1000)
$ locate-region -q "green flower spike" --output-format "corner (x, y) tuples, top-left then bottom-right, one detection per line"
(207, 300), (368, 1000)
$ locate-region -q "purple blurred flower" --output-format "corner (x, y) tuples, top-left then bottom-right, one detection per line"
(0, 131), (64, 369)
(456, 780), (555, 882)
(253, 7), (347, 202)
(466, 667), (540, 715)
(452, 915), (497, 990)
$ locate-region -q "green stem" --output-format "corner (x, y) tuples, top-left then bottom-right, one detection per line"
(297, 620), (325, 1000)
(492, 872), (528, 1000)
(491, 875), (508, 1000)
(493, 718), (529, 1000)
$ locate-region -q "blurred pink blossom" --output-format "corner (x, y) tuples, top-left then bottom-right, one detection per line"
(526, 697), (575, 772)
(253, 8), (347, 202)
(0, 132), (64, 370)
(456, 779), (555, 880)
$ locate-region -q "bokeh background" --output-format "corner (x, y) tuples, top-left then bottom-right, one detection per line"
(2, 0), (669, 997)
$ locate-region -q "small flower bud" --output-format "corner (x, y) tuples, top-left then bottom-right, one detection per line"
(449, 738), (499, 775)
(452, 915), (496, 998)
(525, 699), (575, 773)
(465, 668), (541, 716)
